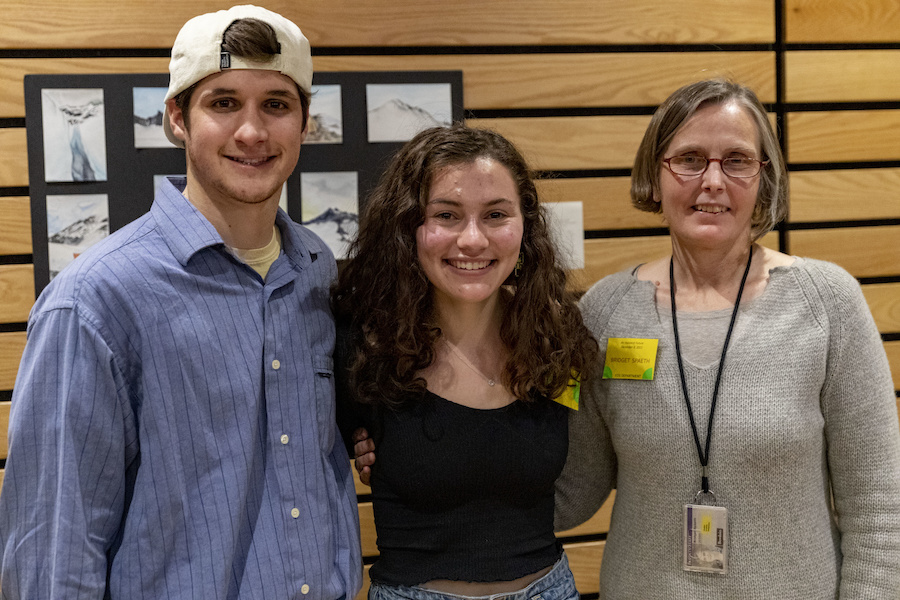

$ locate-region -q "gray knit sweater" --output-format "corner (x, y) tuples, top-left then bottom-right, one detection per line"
(555, 258), (900, 599)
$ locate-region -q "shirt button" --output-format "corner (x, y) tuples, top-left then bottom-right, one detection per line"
(280, 434), (289, 445)
(301, 584), (310, 595)
(272, 359), (281, 370)
(291, 507), (300, 519)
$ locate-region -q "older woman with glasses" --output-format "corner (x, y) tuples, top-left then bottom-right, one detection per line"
(555, 78), (900, 599)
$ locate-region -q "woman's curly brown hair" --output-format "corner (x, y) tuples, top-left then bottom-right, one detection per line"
(332, 124), (599, 408)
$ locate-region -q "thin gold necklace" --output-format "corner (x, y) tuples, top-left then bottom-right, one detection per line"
(444, 339), (496, 387)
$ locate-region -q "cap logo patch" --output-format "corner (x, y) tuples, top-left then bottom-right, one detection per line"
(220, 52), (231, 70)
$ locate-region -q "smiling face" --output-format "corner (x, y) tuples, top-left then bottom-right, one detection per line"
(166, 68), (308, 211)
(415, 157), (524, 312)
(658, 101), (761, 252)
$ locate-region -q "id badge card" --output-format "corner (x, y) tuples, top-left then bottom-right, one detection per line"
(683, 504), (728, 574)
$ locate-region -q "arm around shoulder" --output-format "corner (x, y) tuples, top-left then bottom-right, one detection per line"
(554, 273), (629, 532)
(554, 375), (616, 532)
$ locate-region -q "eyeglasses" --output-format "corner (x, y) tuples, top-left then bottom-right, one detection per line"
(662, 154), (768, 178)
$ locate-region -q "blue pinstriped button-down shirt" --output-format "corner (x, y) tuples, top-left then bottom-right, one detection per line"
(0, 177), (362, 599)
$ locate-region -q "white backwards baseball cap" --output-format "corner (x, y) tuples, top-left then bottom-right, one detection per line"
(163, 4), (312, 148)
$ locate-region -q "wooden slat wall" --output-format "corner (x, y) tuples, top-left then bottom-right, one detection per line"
(0, 333), (26, 391)
(789, 169), (900, 222)
(784, 50), (900, 103)
(0, 53), (774, 117)
(0, 129), (28, 188)
(1, 1), (899, 597)
(863, 283), (900, 333)
(785, 0), (900, 43)
(0, 197), (32, 254)
(788, 110), (900, 163)
(0, 1), (774, 48)
(0, 265), (34, 324)
(889, 342), (900, 391)
(779, 1), (900, 422)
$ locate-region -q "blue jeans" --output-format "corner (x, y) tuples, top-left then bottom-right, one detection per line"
(368, 553), (579, 600)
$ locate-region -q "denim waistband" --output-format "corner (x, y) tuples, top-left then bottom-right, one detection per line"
(369, 552), (577, 600)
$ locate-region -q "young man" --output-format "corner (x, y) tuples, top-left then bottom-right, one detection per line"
(0, 6), (362, 599)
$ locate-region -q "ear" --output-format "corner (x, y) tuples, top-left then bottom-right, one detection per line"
(166, 98), (188, 144)
(298, 106), (310, 144)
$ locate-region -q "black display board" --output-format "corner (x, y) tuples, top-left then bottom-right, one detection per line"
(24, 70), (463, 294)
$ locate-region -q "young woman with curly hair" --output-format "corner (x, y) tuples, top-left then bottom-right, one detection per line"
(333, 124), (599, 600)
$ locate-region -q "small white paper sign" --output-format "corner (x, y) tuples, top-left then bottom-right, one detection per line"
(543, 201), (585, 270)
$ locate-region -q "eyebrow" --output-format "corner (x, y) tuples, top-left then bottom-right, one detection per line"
(206, 87), (298, 99)
(669, 143), (758, 155)
(426, 197), (516, 206)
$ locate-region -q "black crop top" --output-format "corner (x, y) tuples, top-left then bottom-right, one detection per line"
(364, 390), (567, 586)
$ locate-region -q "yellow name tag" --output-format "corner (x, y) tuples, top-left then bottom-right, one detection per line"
(552, 375), (581, 411)
(603, 338), (659, 380)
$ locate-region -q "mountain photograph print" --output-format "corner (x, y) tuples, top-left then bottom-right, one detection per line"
(46, 193), (109, 278)
(41, 88), (108, 182)
(133, 87), (174, 148)
(307, 84), (343, 144)
(300, 171), (359, 259)
(365, 83), (452, 142)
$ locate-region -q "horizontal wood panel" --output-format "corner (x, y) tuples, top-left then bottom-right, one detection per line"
(572, 236), (672, 291)
(0, 401), (8, 459)
(1, 53), (774, 118)
(785, 50), (900, 103)
(566, 540), (605, 595)
(786, 0), (900, 43)
(789, 226), (900, 279)
(0, 197), (32, 255)
(787, 110), (900, 163)
(538, 178), (664, 231)
(0, 265), (34, 324)
(0, 128), (29, 188)
(468, 116), (651, 172)
(0, 57), (168, 118)
(471, 112), (776, 174)
(788, 168), (900, 222)
(0, 1), (774, 50)
(557, 490), (615, 538)
(320, 52), (775, 110)
(862, 283), (900, 334)
(0, 332), (27, 391)
(887, 341), (900, 391)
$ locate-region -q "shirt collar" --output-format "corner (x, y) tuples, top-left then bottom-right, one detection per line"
(151, 176), (224, 266)
(152, 176), (327, 269)
(275, 205), (329, 271)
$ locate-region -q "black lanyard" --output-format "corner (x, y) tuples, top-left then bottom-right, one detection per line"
(670, 249), (753, 495)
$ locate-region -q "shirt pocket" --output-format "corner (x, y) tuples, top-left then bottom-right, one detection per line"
(312, 354), (336, 453)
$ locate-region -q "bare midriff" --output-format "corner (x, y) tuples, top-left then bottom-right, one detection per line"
(419, 565), (553, 596)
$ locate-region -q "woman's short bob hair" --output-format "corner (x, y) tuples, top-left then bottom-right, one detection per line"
(630, 78), (788, 241)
